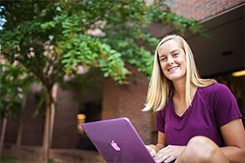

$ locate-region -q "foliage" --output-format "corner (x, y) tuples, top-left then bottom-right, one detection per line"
(0, 0), (209, 86)
(1, 1), (65, 86)
(0, 1), (66, 119)
(0, 63), (35, 120)
(41, 0), (208, 84)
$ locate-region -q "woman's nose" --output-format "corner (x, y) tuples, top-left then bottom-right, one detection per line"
(167, 56), (174, 65)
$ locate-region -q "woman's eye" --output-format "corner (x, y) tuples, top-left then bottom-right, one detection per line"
(161, 58), (166, 61)
(173, 53), (178, 57)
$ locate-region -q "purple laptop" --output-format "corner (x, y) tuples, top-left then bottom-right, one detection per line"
(81, 117), (156, 163)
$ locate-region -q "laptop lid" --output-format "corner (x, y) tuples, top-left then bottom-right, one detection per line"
(81, 117), (155, 163)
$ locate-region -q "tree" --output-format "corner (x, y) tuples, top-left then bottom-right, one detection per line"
(0, 0), (207, 162)
(1, 1), (66, 162)
(0, 63), (35, 153)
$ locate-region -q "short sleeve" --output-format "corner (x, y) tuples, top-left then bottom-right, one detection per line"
(212, 83), (242, 127)
(156, 108), (166, 133)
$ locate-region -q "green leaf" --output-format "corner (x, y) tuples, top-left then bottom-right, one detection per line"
(104, 72), (110, 77)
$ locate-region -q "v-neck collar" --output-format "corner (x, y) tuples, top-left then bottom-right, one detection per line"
(171, 87), (199, 119)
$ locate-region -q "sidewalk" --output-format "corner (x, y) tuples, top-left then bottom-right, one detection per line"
(2, 143), (104, 163)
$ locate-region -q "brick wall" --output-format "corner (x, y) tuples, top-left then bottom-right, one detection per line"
(166, 0), (245, 21)
(3, 119), (18, 144)
(102, 64), (152, 144)
(148, 0), (245, 39)
(52, 87), (80, 149)
(21, 94), (45, 146)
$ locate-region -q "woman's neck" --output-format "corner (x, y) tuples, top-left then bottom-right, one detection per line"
(173, 80), (186, 100)
(173, 80), (197, 101)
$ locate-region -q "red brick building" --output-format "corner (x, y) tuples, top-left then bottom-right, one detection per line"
(1, 0), (244, 162)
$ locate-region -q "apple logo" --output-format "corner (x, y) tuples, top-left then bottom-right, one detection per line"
(111, 140), (121, 151)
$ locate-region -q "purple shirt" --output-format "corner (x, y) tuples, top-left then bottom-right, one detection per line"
(156, 82), (242, 147)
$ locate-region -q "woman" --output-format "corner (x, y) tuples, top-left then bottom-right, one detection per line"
(143, 34), (245, 163)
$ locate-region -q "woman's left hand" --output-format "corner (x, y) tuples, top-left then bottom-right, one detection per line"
(154, 145), (185, 163)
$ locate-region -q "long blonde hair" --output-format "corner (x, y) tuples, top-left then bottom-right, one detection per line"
(143, 34), (216, 112)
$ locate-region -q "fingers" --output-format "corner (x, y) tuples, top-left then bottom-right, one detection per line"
(147, 145), (184, 162)
(149, 149), (157, 157)
(154, 153), (176, 163)
(145, 145), (157, 157)
(155, 153), (176, 163)
(154, 145), (178, 163)
(164, 155), (176, 163)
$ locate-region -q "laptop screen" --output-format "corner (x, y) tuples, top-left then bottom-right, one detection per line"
(81, 117), (155, 163)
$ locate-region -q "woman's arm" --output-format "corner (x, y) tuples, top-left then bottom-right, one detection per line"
(146, 131), (166, 156)
(155, 131), (167, 152)
(220, 118), (245, 162)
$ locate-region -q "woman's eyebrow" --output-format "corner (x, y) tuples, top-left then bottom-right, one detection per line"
(170, 49), (179, 54)
(158, 54), (166, 58)
(159, 49), (179, 57)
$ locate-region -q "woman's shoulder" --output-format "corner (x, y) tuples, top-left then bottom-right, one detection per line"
(199, 82), (232, 98)
(201, 82), (229, 92)
(157, 98), (173, 114)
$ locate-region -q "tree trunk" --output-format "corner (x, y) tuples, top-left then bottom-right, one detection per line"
(49, 83), (58, 148)
(16, 112), (24, 158)
(43, 88), (52, 163)
(16, 97), (26, 158)
(0, 117), (7, 153)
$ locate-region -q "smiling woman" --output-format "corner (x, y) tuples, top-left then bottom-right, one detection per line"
(158, 40), (187, 83)
(143, 35), (216, 112)
(144, 34), (245, 163)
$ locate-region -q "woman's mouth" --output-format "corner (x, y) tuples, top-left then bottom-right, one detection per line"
(168, 66), (179, 72)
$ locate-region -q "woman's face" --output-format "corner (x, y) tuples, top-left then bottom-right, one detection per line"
(158, 39), (187, 83)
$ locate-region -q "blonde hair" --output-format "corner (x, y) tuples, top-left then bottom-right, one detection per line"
(143, 34), (216, 112)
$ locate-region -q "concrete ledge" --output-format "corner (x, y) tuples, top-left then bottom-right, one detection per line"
(2, 143), (104, 163)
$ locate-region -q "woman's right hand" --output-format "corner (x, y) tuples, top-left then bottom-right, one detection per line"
(145, 144), (157, 157)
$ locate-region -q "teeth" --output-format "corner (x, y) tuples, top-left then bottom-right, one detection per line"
(168, 67), (179, 72)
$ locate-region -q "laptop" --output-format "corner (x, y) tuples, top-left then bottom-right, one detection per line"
(81, 117), (156, 163)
